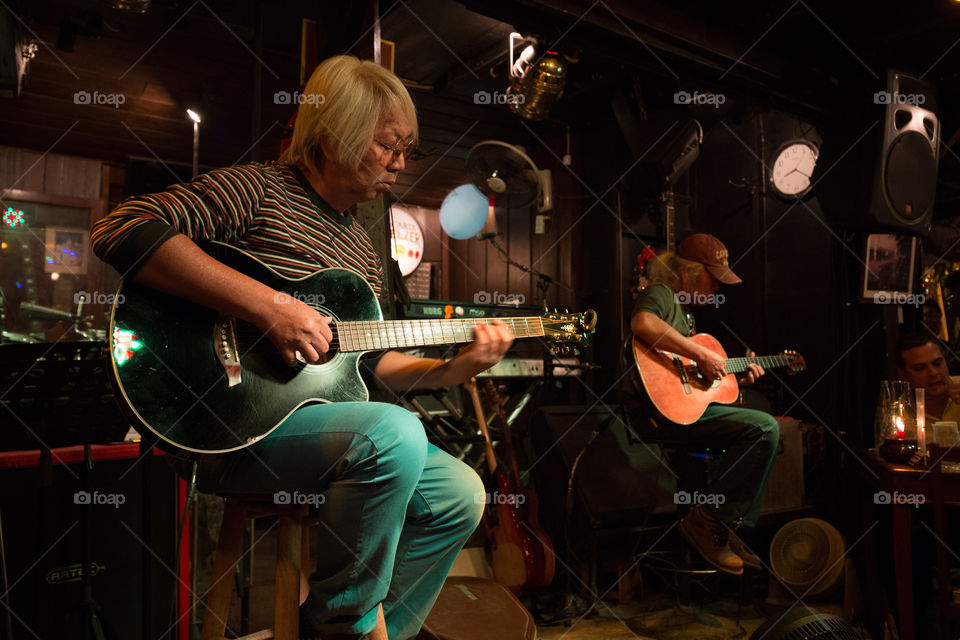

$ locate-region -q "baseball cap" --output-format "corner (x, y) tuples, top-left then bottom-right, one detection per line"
(676, 233), (742, 285)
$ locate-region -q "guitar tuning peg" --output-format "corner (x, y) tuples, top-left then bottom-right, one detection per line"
(564, 307), (569, 313)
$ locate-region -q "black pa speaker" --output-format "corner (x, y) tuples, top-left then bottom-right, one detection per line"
(816, 69), (938, 235)
(529, 405), (678, 535)
(0, 448), (181, 640)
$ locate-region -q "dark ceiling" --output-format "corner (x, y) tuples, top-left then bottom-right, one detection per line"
(8, 0), (960, 209)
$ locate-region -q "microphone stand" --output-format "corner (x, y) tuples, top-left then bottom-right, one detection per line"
(475, 232), (574, 303)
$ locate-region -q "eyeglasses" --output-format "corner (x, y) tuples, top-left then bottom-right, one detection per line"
(374, 136), (416, 160)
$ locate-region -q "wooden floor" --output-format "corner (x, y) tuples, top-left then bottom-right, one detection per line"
(192, 524), (864, 640)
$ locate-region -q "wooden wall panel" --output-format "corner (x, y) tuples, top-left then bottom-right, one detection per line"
(0, 146), (101, 200)
(3, 7), (301, 168)
(43, 154), (102, 199)
(0, 147), (46, 192)
(4, 1), (584, 318)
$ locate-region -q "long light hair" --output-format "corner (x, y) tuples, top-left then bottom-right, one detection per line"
(279, 55), (418, 174)
(646, 251), (704, 291)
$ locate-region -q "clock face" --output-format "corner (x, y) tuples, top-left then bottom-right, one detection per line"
(770, 140), (818, 198)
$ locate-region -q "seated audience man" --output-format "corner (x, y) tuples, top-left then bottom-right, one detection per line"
(896, 332), (960, 424)
(620, 233), (780, 575)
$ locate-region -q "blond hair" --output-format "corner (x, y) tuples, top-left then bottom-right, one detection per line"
(646, 251), (704, 290)
(279, 55), (418, 174)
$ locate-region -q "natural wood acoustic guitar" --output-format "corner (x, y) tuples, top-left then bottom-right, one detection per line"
(632, 333), (805, 424)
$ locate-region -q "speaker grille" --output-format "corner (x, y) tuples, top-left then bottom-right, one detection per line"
(884, 130), (937, 221)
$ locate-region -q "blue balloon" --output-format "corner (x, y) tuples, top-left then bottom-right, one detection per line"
(440, 184), (489, 239)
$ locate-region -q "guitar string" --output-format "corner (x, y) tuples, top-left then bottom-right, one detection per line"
(682, 355), (793, 375)
(233, 318), (549, 352)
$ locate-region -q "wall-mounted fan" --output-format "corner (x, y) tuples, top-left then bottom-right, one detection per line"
(466, 140), (553, 212)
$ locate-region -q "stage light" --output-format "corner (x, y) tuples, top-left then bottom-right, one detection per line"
(186, 109), (201, 124)
(3, 208), (25, 227)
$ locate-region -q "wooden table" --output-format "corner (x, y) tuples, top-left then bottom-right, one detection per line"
(858, 448), (960, 640)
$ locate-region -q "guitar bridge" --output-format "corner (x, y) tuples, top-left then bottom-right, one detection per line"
(214, 317), (242, 387)
(672, 355), (692, 395)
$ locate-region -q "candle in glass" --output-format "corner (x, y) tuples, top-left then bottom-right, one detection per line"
(916, 387), (926, 454)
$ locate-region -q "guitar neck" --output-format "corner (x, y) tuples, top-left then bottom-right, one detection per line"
(333, 316), (545, 352)
(724, 355), (791, 374)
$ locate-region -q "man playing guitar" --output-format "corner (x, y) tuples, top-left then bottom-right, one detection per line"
(92, 56), (512, 640)
(622, 233), (780, 575)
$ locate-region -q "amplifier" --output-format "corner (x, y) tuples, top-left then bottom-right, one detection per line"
(402, 299), (542, 319)
(0, 443), (184, 640)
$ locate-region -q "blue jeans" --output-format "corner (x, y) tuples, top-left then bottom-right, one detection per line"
(192, 401), (484, 639)
(635, 404), (780, 527)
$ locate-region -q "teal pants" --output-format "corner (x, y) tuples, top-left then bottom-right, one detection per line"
(641, 404), (780, 527)
(192, 401), (484, 639)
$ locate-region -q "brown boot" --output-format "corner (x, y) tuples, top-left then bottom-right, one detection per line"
(728, 532), (763, 570)
(679, 508), (743, 575)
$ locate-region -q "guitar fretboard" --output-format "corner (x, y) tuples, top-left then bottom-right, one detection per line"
(724, 355), (792, 374)
(334, 317), (545, 351)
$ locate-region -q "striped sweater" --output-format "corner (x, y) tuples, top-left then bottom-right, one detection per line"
(90, 162), (383, 295)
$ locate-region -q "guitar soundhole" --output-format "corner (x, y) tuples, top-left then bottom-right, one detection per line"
(290, 323), (340, 366)
(294, 348), (335, 365)
(234, 319), (340, 366)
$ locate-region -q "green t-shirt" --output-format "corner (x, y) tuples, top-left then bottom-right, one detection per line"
(620, 283), (694, 404)
(632, 283), (694, 336)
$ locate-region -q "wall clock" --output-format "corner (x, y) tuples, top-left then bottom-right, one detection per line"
(770, 139), (819, 199)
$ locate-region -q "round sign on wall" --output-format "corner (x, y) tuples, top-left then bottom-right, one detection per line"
(390, 205), (424, 276)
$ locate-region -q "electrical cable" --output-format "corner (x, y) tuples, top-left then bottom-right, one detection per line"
(168, 460), (198, 639)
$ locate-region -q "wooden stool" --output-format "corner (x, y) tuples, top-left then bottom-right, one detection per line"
(200, 496), (312, 640)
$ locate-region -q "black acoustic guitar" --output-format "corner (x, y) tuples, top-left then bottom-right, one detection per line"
(108, 242), (597, 454)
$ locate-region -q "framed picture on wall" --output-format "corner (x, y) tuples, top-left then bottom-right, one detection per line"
(45, 227), (90, 275)
(861, 233), (918, 303)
